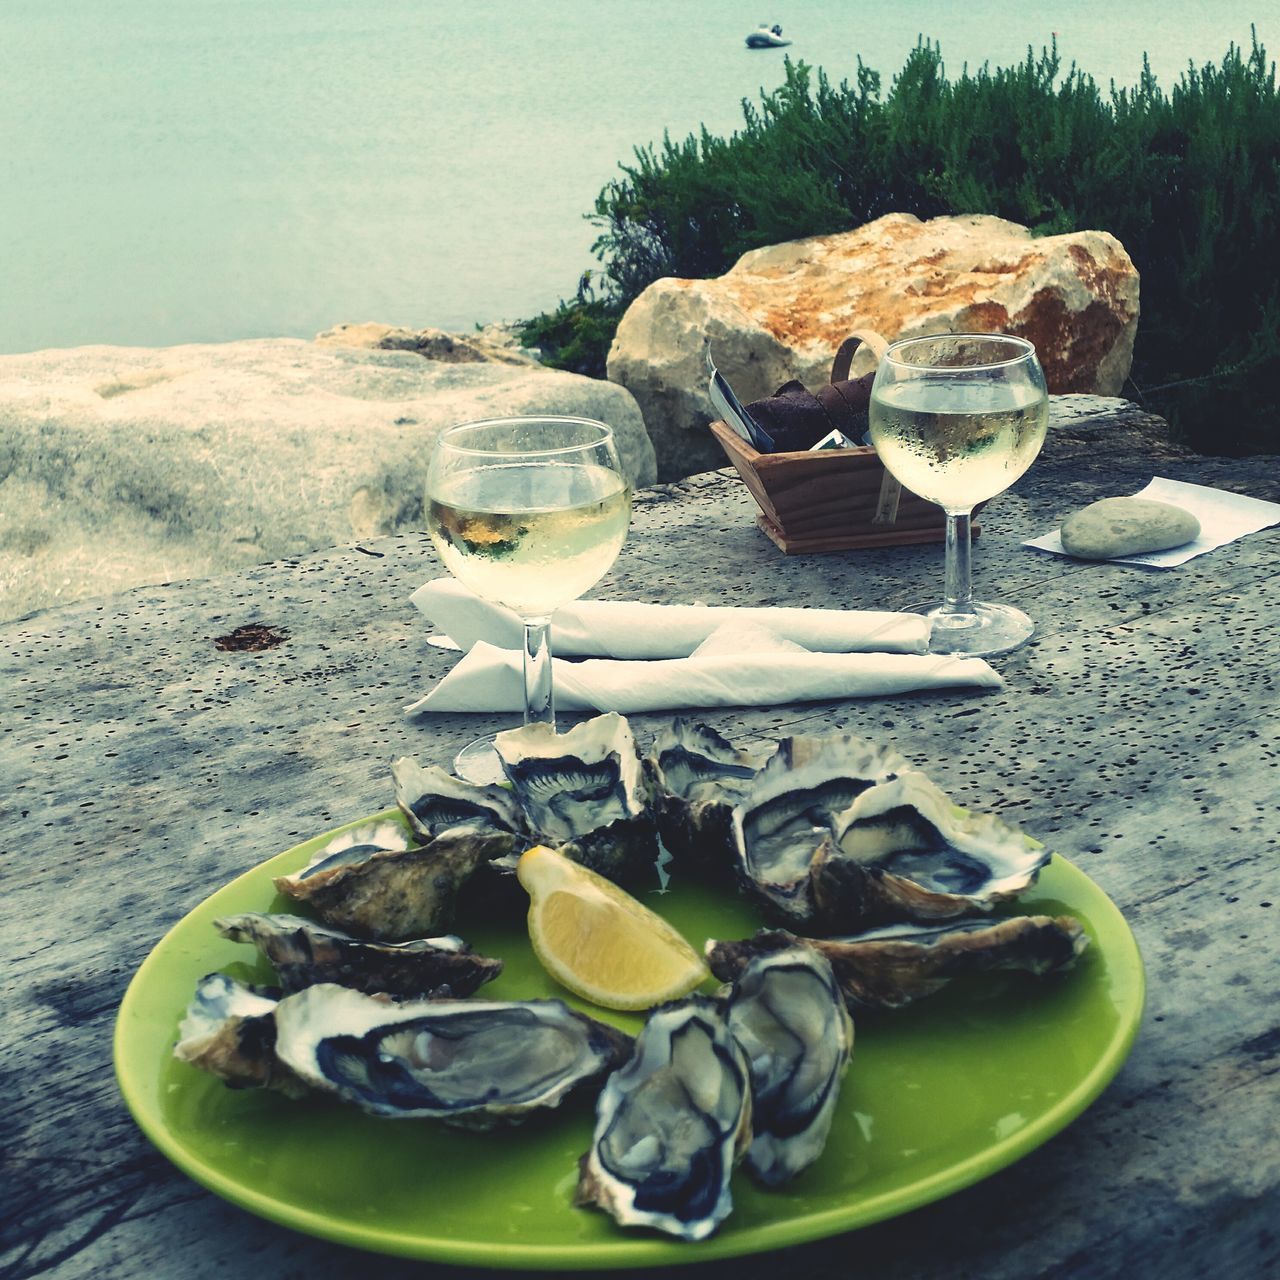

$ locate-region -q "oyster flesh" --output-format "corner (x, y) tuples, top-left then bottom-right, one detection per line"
(810, 771), (1053, 929)
(272, 818), (498, 941)
(644, 719), (774, 882)
(213, 912), (503, 998)
(707, 915), (1089, 1012)
(494, 713), (658, 884)
(272, 984), (632, 1128)
(576, 995), (752, 1241)
(723, 946), (854, 1186)
(173, 972), (306, 1096)
(732, 733), (907, 924)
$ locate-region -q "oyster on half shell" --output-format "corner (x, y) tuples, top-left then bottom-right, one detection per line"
(494, 713), (658, 885)
(213, 912), (503, 998)
(644, 719), (774, 882)
(576, 996), (752, 1241)
(391, 757), (526, 845)
(272, 819), (498, 941)
(723, 946), (854, 1186)
(732, 733), (907, 924)
(272, 984), (632, 1128)
(173, 972), (306, 1096)
(732, 733), (1053, 933)
(707, 915), (1088, 1012)
(811, 770), (1053, 929)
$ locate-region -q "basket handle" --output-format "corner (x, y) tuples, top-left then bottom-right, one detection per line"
(829, 330), (901, 525)
(830, 330), (889, 384)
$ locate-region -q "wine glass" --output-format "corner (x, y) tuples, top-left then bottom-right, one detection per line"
(868, 334), (1049, 657)
(424, 416), (632, 782)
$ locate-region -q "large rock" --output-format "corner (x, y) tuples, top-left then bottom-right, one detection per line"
(0, 339), (655, 622)
(316, 321), (541, 366)
(608, 213), (1140, 480)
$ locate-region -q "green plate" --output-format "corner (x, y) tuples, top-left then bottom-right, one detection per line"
(115, 812), (1144, 1269)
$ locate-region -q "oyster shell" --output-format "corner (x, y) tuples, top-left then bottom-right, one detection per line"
(272, 819), (497, 941)
(723, 946), (854, 1186)
(732, 733), (1053, 933)
(811, 771), (1053, 928)
(576, 995), (752, 1241)
(494, 713), (658, 884)
(391, 757), (525, 844)
(732, 733), (907, 924)
(272, 984), (632, 1128)
(392, 756), (533, 919)
(644, 719), (774, 882)
(707, 915), (1089, 1012)
(213, 912), (503, 998)
(172, 973), (306, 1096)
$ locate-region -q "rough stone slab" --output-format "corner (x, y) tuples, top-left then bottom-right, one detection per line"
(0, 338), (656, 623)
(3, 398), (1278, 1279)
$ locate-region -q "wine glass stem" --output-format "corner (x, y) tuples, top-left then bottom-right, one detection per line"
(522, 616), (555, 728)
(942, 508), (977, 620)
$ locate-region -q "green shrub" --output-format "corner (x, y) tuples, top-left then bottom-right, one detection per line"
(520, 36), (1280, 454)
(517, 274), (626, 379)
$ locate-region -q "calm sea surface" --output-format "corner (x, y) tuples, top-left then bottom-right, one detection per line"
(2, 0), (1274, 354)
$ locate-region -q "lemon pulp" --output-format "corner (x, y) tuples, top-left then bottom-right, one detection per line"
(517, 845), (709, 1012)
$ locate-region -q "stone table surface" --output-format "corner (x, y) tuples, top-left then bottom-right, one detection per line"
(3, 396), (1278, 1280)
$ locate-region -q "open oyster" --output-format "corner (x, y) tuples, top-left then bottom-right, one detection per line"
(272, 819), (498, 941)
(213, 912), (503, 998)
(272, 984), (632, 1128)
(391, 757), (526, 844)
(732, 733), (1052, 933)
(707, 915), (1088, 1012)
(576, 996), (752, 1241)
(723, 946), (854, 1186)
(173, 973), (306, 1096)
(644, 720), (774, 882)
(732, 733), (907, 924)
(811, 771), (1053, 928)
(494, 713), (658, 884)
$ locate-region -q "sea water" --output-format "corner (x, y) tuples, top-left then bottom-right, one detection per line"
(0, 0), (1272, 354)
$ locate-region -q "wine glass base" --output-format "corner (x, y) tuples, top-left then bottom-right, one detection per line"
(911, 601), (1036, 658)
(453, 734), (505, 785)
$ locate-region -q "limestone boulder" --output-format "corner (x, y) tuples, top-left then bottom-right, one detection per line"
(608, 213), (1140, 480)
(316, 321), (540, 366)
(0, 339), (654, 622)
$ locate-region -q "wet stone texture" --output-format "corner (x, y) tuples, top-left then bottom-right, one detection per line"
(2, 395), (1278, 1280)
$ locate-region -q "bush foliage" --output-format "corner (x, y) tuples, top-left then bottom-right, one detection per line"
(520, 37), (1280, 454)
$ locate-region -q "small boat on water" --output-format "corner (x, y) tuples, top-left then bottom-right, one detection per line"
(745, 24), (791, 49)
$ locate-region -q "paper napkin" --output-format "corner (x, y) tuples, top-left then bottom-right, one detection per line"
(410, 578), (931, 657)
(403, 628), (1002, 716)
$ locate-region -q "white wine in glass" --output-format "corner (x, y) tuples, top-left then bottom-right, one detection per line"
(869, 334), (1049, 657)
(428, 462), (630, 619)
(425, 416), (631, 781)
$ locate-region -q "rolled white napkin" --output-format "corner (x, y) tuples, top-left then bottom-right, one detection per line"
(411, 578), (931, 657)
(403, 633), (1002, 716)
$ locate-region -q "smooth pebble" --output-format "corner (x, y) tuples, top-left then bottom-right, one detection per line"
(1060, 497), (1201, 560)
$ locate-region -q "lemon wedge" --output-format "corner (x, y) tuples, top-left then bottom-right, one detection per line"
(516, 845), (709, 1011)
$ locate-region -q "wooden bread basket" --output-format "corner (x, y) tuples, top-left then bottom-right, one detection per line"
(710, 331), (979, 554)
